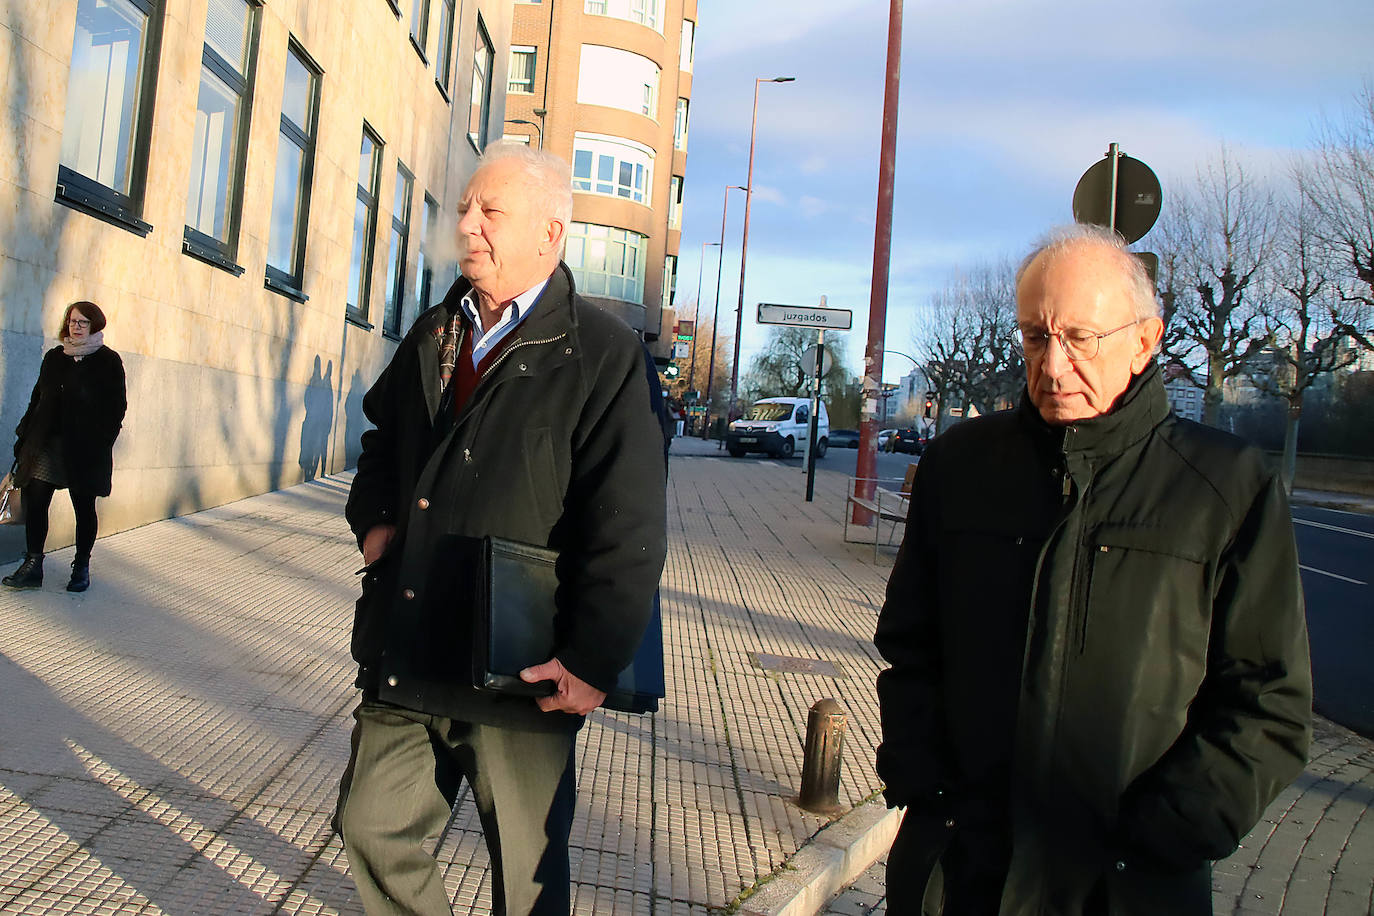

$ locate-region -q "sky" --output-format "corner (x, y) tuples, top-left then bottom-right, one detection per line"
(675, 0), (1374, 389)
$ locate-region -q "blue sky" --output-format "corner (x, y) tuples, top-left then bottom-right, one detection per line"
(675, 0), (1374, 385)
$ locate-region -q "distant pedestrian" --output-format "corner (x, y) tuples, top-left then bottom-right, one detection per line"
(874, 224), (1312, 915)
(4, 301), (127, 592)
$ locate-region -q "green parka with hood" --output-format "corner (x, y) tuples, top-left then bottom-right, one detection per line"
(875, 364), (1312, 914)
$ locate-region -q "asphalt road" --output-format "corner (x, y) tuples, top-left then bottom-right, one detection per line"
(1293, 505), (1374, 737)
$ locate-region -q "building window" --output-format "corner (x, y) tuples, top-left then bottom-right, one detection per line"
(680, 19), (694, 71)
(57, 0), (162, 235)
(410, 0), (430, 60)
(184, 0), (259, 273)
(661, 254), (677, 311)
(508, 46), (536, 94)
(383, 165), (414, 338)
(435, 0), (455, 95)
(565, 222), (647, 303)
(265, 41), (320, 298)
(577, 45), (660, 120)
(468, 18), (494, 148)
(571, 133), (654, 204)
(348, 126), (383, 323)
(583, 0), (661, 32)
(502, 134), (533, 146)
(674, 98), (689, 150)
(415, 193), (438, 313)
(668, 175), (683, 229)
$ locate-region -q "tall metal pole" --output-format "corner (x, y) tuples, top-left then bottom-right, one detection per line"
(854, 0), (904, 525)
(703, 186), (745, 439)
(688, 240), (720, 414)
(728, 76), (794, 425)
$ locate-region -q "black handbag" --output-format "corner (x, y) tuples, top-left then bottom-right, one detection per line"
(468, 535), (664, 714)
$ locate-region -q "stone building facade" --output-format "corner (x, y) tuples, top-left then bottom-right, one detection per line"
(1, 0), (515, 547)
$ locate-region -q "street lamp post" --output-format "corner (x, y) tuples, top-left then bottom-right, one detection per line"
(703, 184), (748, 439)
(728, 76), (795, 421)
(688, 240), (721, 416)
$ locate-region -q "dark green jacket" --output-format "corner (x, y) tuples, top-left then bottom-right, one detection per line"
(874, 364), (1311, 914)
(345, 264), (668, 733)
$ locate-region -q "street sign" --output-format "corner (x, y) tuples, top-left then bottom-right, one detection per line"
(1072, 147), (1162, 244)
(757, 303), (853, 330)
(802, 344), (833, 377)
(673, 341), (690, 359)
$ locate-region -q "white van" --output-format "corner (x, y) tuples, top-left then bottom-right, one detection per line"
(726, 397), (829, 459)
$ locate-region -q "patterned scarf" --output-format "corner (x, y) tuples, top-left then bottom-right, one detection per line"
(62, 330), (104, 359)
(437, 313), (462, 391)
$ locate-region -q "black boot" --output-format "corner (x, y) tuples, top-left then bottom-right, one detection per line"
(67, 558), (90, 593)
(2, 553), (44, 589)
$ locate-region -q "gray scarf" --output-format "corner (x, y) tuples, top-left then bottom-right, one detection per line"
(62, 330), (104, 359)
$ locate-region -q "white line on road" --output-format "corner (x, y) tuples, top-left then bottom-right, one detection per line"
(1299, 564), (1367, 586)
(1294, 518), (1374, 540)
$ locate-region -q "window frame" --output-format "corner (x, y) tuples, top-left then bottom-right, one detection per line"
(661, 253), (677, 312)
(415, 193), (439, 314)
(410, 0), (430, 62)
(347, 124), (385, 326)
(668, 175), (683, 229)
(674, 97), (689, 150)
(680, 19), (695, 71)
(467, 17), (494, 150)
(571, 133), (655, 204)
(264, 39), (321, 301)
(55, 0), (164, 237)
(382, 163), (415, 339)
(182, 0), (262, 276)
(508, 45), (536, 94)
(434, 0), (456, 98)
(565, 221), (648, 303)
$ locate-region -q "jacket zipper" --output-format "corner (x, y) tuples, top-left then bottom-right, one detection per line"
(479, 332), (569, 383)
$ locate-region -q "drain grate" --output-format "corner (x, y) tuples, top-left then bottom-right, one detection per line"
(748, 652), (842, 677)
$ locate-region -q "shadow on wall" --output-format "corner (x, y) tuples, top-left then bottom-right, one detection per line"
(343, 369), (368, 471)
(299, 356), (335, 481)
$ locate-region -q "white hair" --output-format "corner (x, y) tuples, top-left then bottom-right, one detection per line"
(1015, 223), (1162, 321)
(477, 140), (574, 229)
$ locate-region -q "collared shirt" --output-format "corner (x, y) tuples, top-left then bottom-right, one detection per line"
(459, 279), (549, 370)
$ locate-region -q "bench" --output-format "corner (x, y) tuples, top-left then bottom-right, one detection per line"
(844, 463), (918, 561)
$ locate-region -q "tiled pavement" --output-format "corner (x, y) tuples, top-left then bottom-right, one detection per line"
(1, 444), (1370, 915)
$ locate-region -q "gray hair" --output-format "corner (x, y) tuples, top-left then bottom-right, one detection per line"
(1015, 223), (1161, 321)
(478, 140), (574, 230)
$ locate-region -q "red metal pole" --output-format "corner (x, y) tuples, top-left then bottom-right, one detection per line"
(854, 0), (904, 526)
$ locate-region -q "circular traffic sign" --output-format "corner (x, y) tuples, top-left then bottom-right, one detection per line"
(802, 344), (833, 378)
(1072, 154), (1162, 244)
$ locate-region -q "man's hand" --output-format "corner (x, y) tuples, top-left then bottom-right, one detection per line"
(520, 658), (607, 715)
(362, 524), (397, 565)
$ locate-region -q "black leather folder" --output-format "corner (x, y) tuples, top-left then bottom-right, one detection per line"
(470, 535), (664, 714)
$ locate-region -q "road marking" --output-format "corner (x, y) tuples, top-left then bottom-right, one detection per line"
(1299, 564), (1367, 585)
(1293, 518), (1374, 540)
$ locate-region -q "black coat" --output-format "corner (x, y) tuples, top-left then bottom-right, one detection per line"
(345, 264), (668, 733)
(14, 345), (127, 496)
(874, 365), (1311, 915)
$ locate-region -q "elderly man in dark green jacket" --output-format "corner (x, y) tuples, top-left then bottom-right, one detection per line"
(875, 225), (1311, 915)
(338, 143), (667, 915)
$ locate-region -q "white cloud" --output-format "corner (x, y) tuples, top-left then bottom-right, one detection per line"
(799, 196), (828, 218)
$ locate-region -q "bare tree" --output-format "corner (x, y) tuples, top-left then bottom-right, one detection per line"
(1249, 178), (1359, 491)
(1158, 149), (1275, 425)
(741, 326), (851, 403)
(1306, 82), (1374, 349)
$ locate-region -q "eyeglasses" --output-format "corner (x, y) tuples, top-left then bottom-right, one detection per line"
(68, 318), (92, 328)
(1017, 319), (1142, 362)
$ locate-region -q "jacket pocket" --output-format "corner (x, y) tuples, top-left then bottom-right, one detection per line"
(351, 552), (395, 669)
(523, 426), (563, 524)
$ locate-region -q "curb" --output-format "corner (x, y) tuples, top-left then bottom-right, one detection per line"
(739, 800), (902, 916)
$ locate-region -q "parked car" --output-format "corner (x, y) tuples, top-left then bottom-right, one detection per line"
(891, 427), (927, 454)
(829, 428), (860, 449)
(726, 397), (829, 459)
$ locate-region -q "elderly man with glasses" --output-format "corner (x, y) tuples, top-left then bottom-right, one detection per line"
(874, 224), (1311, 915)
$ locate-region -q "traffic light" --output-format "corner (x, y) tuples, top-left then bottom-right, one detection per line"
(924, 398), (933, 418)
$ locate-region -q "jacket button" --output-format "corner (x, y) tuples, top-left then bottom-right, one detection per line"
(417, 497), (430, 510)
(387, 675), (398, 687)
(402, 588), (415, 600)
(564, 347), (573, 355)
(944, 818), (955, 828)
(518, 363), (527, 371)
(1115, 860), (1126, 872)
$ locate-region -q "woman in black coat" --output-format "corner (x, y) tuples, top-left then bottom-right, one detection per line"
(4, 301), (126, 592)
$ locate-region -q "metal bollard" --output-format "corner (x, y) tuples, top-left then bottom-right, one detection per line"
(798, 698), (847, 815)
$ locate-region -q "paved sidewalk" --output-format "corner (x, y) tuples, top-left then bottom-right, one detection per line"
(1, 450), (1370, 915)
